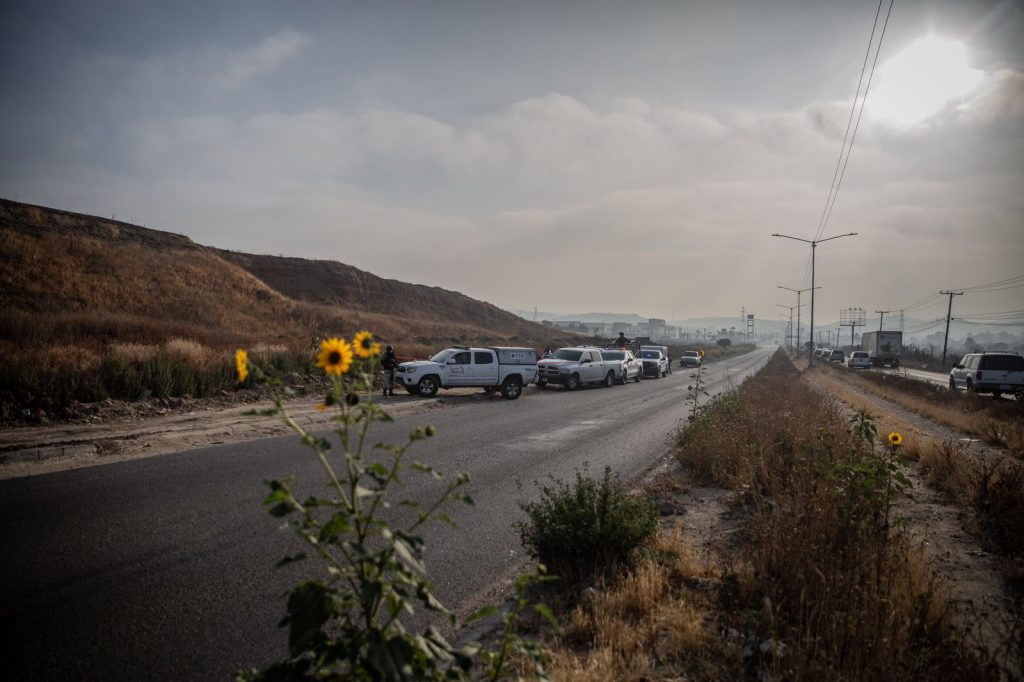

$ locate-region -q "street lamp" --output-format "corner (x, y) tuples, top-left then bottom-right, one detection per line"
(777, 285), (818, 357)
(776, 303), (803, 350)
(773, 232), (857, 366)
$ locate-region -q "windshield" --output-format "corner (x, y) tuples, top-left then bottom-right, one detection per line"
(552, 349), (583, 361)
(682, 351), (699, 357)
(601, 351), (625, 360)
(430, 349), (455, 363)
(641, 350), (662, 359)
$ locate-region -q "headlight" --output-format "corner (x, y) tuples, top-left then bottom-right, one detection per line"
(405, 367), (417, 374)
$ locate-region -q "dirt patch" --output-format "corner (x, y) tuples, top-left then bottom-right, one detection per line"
(0, 388), (490, 480)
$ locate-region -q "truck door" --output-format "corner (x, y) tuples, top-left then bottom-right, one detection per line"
(586, 350), (603, 382)
(445, 351), (472, 385)
(472, 350), (499, 385)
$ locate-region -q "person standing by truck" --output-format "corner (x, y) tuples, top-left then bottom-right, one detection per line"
(381, 345), (398, 396)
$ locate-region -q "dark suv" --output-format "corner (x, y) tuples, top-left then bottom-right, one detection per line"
(949, 352), (1024, 396)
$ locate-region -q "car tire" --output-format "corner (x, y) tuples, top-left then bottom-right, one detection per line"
(603, 371), (615, 388)
(966, 378), (974, 393)
(536, 378), (547, 388)
(417, 376), (439, 398)
(949, 378), (957, 392)
(634, 372), (641, 383)
(566, 373), (581, 391)
(501, 378), (522, 400)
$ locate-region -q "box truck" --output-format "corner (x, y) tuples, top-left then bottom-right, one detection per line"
(860, 331), (902, 367)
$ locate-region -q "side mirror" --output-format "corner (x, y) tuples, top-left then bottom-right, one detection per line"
(582, 358), (591, 364)
(954, 364), (963, 370)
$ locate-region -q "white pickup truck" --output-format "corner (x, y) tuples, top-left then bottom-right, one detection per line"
(536, 347), (618, 391)
(395, 347), (537, 400)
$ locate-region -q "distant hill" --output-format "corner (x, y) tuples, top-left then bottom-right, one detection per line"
(0, 198), (571, 352)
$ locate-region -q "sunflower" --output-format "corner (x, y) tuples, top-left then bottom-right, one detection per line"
(317, 338), (353, 376)
(352, 330), (381, 358)
(235, 349), (249, 383)
(887, 432), (903, 447)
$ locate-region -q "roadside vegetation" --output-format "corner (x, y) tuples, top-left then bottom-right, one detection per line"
(530, 349), (1010, 680)
(807, 362), (1024, 562)
(812, 361), (1024, 454)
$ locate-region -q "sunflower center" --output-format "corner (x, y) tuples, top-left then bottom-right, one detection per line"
(328, 351), (342, 364)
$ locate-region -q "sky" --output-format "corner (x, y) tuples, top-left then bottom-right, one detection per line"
(1, 0), (1022, 333)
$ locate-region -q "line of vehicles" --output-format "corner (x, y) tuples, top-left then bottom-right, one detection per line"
(815, 343), (1024, 397)
(394, 343), (692, 400)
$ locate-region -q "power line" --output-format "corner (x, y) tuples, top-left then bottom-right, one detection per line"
(811, 0), (885, 244)
(816, 0), (895, 241)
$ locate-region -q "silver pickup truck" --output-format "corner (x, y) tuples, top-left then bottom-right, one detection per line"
(396, 346), (537, 399)
(536, 347), (618, 391)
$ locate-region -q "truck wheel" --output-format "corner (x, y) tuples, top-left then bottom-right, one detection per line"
(566, 373), (581, 391)
(603, 371), (615, 388)
(966, 378), (974, 393)
(948, 378), (957, 392)
(634, 372), (641, 383)
(417, 376), (439, 398)
(537, 379), (547, 389)
(501, 378), (523, 400)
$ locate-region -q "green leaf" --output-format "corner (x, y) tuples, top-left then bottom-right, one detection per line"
(283, 581), (332, 657)
(533, 603), (560, 630)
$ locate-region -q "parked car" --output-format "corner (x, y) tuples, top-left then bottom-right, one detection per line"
(949, 352), (1024, 396)
(600, 349), (643, 384)
(679, 350), (702, 368)
(828, 349), (845, 363)
(639, 345), (672, 375)
(537, 347), (618, 390)
(847, 350), (871, 369)
(638, 349), (668, 378)
(395, 347), (538, 399)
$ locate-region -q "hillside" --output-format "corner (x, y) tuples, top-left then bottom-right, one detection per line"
(0, 198), (568, 350)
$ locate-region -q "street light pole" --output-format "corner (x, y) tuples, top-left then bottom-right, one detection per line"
(773, 232), (857, 367)
(777, 303), (803, 350)
(778, 285), (818, 357)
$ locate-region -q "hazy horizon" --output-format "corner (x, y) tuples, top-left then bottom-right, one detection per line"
(2, 1), (1021, 334)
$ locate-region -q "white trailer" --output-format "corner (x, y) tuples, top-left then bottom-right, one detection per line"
(860, 331), (902, 367)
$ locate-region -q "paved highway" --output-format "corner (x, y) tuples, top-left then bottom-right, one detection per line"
(0, 346), (775, 680)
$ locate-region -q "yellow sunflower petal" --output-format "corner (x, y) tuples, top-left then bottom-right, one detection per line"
(235, 349), (249, 383)
(887, 431), (903, 446)
(353, 330), (381, 358)
(317, 338), (353, 376)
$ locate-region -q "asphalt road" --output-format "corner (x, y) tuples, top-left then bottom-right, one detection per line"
(0, 346), (775, 681)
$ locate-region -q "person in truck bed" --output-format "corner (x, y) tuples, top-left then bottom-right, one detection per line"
(614, 332), (630, 350)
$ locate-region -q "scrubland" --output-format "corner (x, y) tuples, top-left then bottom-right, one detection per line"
(527, 350), (1020, 680)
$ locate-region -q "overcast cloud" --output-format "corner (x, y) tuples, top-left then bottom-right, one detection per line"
(1, 0), (1021, 326)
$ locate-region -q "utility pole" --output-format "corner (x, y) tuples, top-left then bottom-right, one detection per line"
(940, 291), (963, 368)
(875, 309), (892, 331)
(777, 304), (802, 350)
(773, 232), (857, 367)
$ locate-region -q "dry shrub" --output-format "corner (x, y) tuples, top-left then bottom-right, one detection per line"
(972, 460), (1024, 558)
(109, 342), (159, 363)
(163, 337), (215, 369)
(918, 440), (976, 505)
(548, 531), (733, 681)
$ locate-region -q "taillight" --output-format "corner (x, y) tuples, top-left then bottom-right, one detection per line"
(976, 371), (983, 380)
